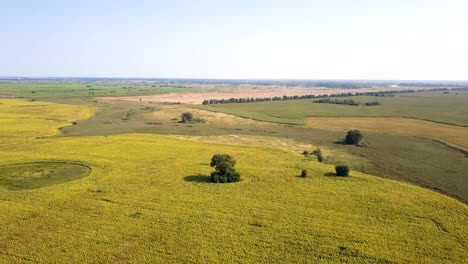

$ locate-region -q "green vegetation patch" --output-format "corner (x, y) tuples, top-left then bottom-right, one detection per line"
(0, 161), (90, 190)
(196, 91), (468, 126)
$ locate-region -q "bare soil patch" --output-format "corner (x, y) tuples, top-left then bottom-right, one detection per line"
(105, 87), (401, 104)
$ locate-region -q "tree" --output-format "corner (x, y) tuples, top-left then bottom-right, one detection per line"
(344, 130), (363, 145)
(335, 165), (350, 176)
(301, 169), (308, 178)
(210, 154), (240, 183)
(181, 112), (193, 123)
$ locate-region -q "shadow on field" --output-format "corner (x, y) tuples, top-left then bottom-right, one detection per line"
(324, 172), (338, 177)
(184, 174), (211, 183)
(333, 140), (345, 145)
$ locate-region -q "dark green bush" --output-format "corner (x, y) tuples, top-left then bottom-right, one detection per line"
(335, 165), (350, 176)
(344, 130), (363, 145)
(181, 112), (193, 123)
(301, 169), (308, 178)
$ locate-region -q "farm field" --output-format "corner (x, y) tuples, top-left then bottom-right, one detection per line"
(54, 96), (468, 203)
(0, 82), (204, 98)
(108, 87), (402, 104)
(197, 91), (468, 126)
(3, 0), (468, 263)
(0, 99), (467, 263)
(307, 117), (468, 150)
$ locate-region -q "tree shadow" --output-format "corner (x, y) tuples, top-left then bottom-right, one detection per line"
(333, 140), (346, 145)
(324, 172), (338, 177)
(184, 174), (211, 183)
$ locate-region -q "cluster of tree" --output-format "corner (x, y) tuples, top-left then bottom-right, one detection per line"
(313, 98), (361, 106)
(210, 154), (241, 183)
(344, 130), (363, 145)
(201, 88), (454, 105)
(364, 101), (381, 106)
(181, 112), (193, 123)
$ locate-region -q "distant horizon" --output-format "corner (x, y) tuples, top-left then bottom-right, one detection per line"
(1, 76), (467, 83)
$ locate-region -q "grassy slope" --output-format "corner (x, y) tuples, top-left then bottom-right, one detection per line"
(0, 99), (467, 263)
(196, 91), (468, 126)
(58, 99), (468, 203)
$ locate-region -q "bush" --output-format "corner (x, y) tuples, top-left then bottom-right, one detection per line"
(335, 165), (350, 176)
(181, 112), (193, 123)
(301, 169), (308, 178)
(302, 150), (310, 156)
(344, 130), (363, 145)
(210, 154), (240, 183)
(364, 101), (380, 106)
(312, 148), (324, 162)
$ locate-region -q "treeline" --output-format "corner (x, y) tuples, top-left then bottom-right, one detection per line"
(201, 88), (456, 105)
(313, 99), (360, 106)
(313, 99), (381, 106)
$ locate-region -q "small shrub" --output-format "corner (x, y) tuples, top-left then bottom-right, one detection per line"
(317, 152), (324, 162)
(335, 165), (350, 176)
(344, 130), (363, 145)
(301, 169), (308, 178)
(181, 112), (193, 123)
(312, 148), (324, 162)
(302, 150), (310, 156)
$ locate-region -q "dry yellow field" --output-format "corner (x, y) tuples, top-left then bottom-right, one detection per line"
(307, 117), (468, 150)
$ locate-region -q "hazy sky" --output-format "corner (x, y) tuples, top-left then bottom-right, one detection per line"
(1, 0), (467, 80)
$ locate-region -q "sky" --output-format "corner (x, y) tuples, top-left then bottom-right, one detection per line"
(1, 0), (467, 80)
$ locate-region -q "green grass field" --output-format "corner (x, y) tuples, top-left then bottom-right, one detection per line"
(0, 161), (90, 190)
(0, 82), (206, 98)
(196, 91), (468, 126)
(307, 117), (468, 149)
(0, 99), (467, 263)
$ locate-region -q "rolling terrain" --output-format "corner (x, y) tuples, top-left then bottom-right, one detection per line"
(0, 99), (467, 263)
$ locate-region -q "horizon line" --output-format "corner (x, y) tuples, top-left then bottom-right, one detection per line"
(1, 76), (468, 82)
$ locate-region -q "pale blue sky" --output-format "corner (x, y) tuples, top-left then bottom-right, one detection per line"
(1, 0), (467, 80)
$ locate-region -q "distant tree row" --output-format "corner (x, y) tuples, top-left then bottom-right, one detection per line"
(201, 88), (453, 105)
(313, 99), (361, 106)
(313, 99), (381, 106)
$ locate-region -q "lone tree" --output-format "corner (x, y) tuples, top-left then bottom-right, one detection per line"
(210, 154), (241, 183)
(344, 130), (363, 145)
(301, 169), (308, 178)
(181, 112), (193, 123)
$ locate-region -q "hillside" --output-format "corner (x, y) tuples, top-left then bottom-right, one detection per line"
(0, 99), (466, 263)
